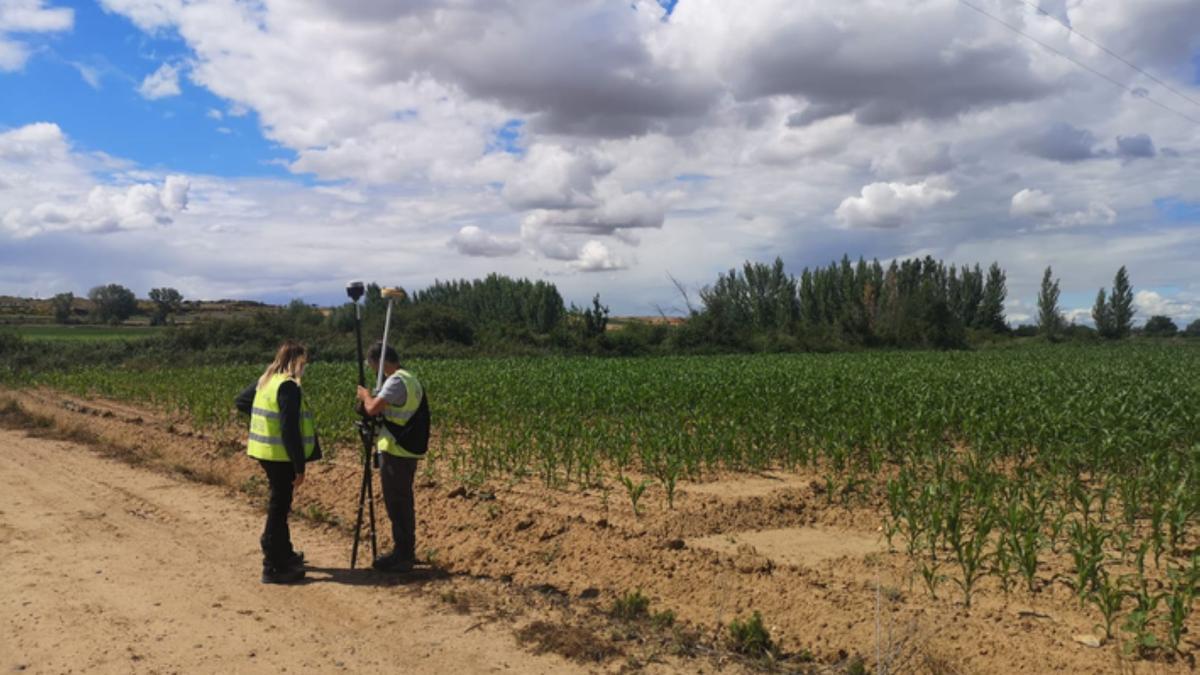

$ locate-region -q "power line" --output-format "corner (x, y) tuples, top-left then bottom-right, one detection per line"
(956, 0), (1200, 125)
(1015, 0), (1200, 110)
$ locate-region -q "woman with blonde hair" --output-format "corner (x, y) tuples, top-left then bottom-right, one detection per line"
(234, 340), (322, 584)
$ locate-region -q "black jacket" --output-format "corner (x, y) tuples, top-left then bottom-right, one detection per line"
(235, 380), (322, 473)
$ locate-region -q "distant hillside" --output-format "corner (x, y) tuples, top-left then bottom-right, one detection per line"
(0, 295), (272, 326)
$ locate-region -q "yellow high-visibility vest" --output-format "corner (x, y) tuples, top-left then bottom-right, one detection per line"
(377, 369), (423, 459)
(247, 374), (316, 462)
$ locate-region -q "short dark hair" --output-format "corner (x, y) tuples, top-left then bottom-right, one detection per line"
(368, 341), (400, 365)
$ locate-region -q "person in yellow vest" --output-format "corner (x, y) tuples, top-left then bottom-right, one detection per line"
(355, 341), (430, 573)
(234, 341), (322, 584)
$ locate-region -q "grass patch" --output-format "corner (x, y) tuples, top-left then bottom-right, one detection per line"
(727, 611), (777, 659)
(437, 588), (487, 615)
(171, 462), (225, 486)
(611, 589), (651, 621)
(650, 609), (676, 629)
(516, 620), (619, 663)
(0, 399), (50, 430)
(239, 475), (266, 499)
(301, 502), (342, 527)
(13, 325), (161, 342)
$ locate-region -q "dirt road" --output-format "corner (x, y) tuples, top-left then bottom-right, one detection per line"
(0, 428), (581, 674)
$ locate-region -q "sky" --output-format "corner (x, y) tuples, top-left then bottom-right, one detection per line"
(1, 0), (1199, 325)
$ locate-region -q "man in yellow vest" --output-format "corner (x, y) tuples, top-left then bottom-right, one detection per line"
(355, 341), (430, 573)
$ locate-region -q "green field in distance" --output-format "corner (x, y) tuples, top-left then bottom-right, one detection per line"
(9, 325), (162, 342)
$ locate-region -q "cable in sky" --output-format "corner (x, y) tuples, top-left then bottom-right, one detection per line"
(956, 0), (1200, 126)
(1014, 0), (1200, 110)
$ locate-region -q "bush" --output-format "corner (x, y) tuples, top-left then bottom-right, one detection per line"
(1143, 315), (1178, 337)
(611, 589), (650, 620)
(1186, 319), (1200, 338)
(88, 283), (137, 325)
(51, 292), (74, 324)
(1061, 323), (1099, 342)
(597, 321), (669, 356)
(398, 304), (475, 347)
(727, 611), (776, 658)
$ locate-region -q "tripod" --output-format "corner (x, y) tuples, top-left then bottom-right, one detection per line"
(347, 281), (378, 569)
(347, 281), (406, 569)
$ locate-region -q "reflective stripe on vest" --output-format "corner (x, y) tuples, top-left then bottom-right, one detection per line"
(246, 374), (316, 462)
(251, 407), (314, 421)
(377, 369), (423, 458)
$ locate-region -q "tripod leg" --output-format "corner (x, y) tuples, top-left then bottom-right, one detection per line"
(350, 437), (372, 566)
(350, 450), (370, 569)
(366, 458), (378, 560)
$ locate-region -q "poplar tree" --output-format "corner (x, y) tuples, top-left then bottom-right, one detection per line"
(1037, 266), (1063, 338)
(978, 263), (1008, 332)
(1092, 289), (1113, 338)
(1111, 266), (1135, 339)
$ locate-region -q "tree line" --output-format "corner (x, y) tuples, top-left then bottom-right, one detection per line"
(50, 285), (184, 326)
(32, 259), (1200, 361)
(1036, 265), (1197, 339)
(689, 256), (1011, 350)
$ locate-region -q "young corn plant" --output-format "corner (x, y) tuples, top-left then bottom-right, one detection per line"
(1068, 520), (1109, 605)
(1087, 568), (1124, 643)
(946, 489), (993, 609)
(1148, 501), (1167, 569)
(1165, 481), (1196, 555)
(619, 474), (652, 517)
(1120, 545), (1162, 658)
(653, 455), (683, 510)
(921, 561), (946, 601)
(993, 534), (1015, 596)
(1161, 556), (1200, 654)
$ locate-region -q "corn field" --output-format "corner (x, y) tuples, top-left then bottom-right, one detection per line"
(13, 343), (1200, 655)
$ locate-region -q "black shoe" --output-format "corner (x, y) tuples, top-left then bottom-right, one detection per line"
(288, 550), (305, 567)
(371, 552), (395, 571)
(372, 554), (414, 573)
(262, 565), (306, 584)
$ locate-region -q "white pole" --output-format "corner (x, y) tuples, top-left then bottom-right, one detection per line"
(375, 297), (394, 392)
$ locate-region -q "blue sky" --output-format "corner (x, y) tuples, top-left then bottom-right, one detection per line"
(1, 1), (291, 178)
(1, 0), (1199, 323)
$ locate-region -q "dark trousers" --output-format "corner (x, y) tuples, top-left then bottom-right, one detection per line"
(258, 459), (296, 569)
(380, 453), (418, 561)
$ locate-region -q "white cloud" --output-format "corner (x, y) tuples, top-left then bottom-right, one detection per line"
(160, 174), (190, 211)
(3, 176), (190, 236)
(870, 143), (956, 178)
(502, 145), (607, 210)
(0, 121), (68, 160)
(1012, 189), (1116, 230)
(835, 180), (957, 228)
(1063, 308), (1093, 325)
(0, 0), (73, 72)
(1047, 202), (1117, 229)
(2, 0), (1198, 315)
(0, 123), (189, 237)
(138, 62), (181, 99)
(70, 61), (101, 88)
(450, 225), (521, 258)
(1010, 188), (1055, 218)
(574, 240), (627, 272)
(1134, 290), (1198, 323)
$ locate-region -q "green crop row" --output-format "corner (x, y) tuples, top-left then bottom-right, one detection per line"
(10, 343), (1200, 654)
